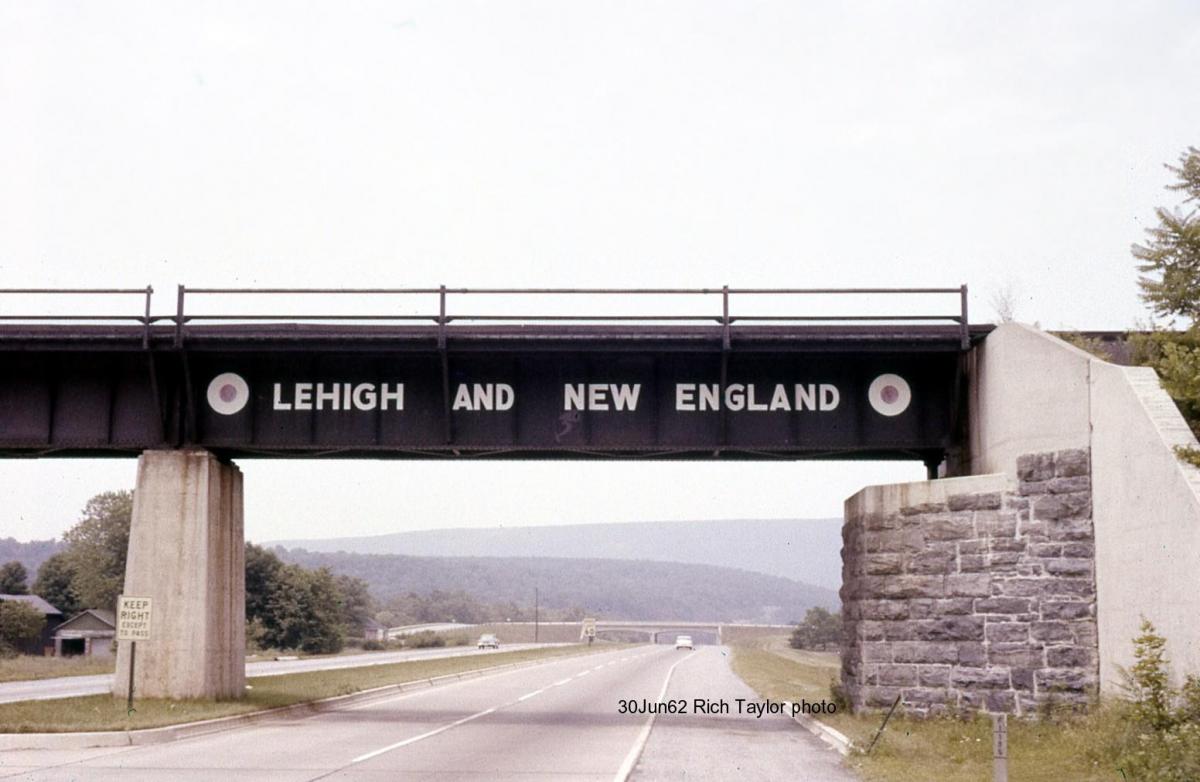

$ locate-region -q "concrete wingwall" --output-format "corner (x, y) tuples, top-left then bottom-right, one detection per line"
(968, 323), (1200, 692)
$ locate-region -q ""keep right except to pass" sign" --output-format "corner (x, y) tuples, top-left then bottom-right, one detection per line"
(117, 595), (153, 641)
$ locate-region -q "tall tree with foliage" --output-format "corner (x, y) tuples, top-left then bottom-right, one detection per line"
(1136, 147), (1200, 322)
(334, 574), (374, 634)
(0, 561), (29, 594)
(33, 553), (80, 617)
(1133, 147), (1200, 442)
(244, 544), (351, 654)
(61, 491), (132, 610)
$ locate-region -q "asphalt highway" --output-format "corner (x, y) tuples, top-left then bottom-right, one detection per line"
(0, 645), (857, 781)
(0, 643), (560, 704)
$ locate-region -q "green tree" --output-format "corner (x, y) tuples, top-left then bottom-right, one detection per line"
(260, 565), (346, 653)
(0, 561), (28, 594)
(245, 543), (284, 626)
(1133, 146), (1200, 445)
(334, 574), (374, 635)
(61, 491), (132, 610)
(33, 553), (80, 617)
(0, 600), (44, 656)
(244, 544), (350, 654)
(1135, 146), (1200, 323)
(789, 607), (841, 650)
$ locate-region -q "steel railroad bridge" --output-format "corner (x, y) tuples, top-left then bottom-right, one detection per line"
(0, 286), (987, 473)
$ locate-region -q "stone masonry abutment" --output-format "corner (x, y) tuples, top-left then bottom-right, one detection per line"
(842, 322), (1200, 715)
(841, 449), (1098, 715)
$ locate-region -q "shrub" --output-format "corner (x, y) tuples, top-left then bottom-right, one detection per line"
(1128, 619), (1173, 730)
(790, 607), (841, 650)
(0, 601), (44, 655)
(1099, 619), (1200, 780)
(407, 631), (446, 649)
(362, 639), (385, 651)
(829, 679), (849, 712)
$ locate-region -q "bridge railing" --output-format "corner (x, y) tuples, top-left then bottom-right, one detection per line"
(172, 285), (971, 349)
(0, 285), (972, 350)
(0, 287), (157, 347)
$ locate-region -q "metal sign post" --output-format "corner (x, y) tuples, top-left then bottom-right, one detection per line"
(126, 641), (136, 714)
(117, 596), (153, 714)
(992, 713), (1008, 782)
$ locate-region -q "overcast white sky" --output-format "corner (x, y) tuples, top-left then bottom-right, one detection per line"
(2, 2), (1199, 543)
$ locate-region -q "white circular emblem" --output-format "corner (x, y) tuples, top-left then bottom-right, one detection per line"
(207, 373), (250, 415)
(868, 373), (911, 417)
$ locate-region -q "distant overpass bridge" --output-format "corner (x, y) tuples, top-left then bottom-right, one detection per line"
(387, 620), (797, 645)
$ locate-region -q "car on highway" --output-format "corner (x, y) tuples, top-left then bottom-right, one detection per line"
(674, 635), (694, 650)
(477, 633), (500, 650)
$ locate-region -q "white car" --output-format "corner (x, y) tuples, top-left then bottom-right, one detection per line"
(674, 635), (694, 650)
(477, 634), (500, 650)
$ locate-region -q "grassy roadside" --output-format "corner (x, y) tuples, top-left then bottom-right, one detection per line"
(0, 656), (116, 684)
(730, 637), (1121, 782)
(728, 637), (868, 743)
(0, 644), (599, 734)
(0, 644), (445, 685)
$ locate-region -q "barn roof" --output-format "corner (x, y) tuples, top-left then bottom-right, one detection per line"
(0, 594), (61, 616)
(55, 608), (116, 632)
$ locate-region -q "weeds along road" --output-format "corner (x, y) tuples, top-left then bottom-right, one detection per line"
(0, 645), (855, 781)
(0, 643), (566, 704)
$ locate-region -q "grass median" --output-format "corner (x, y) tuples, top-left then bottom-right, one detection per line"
(0, 656), (115, 684)
(730, 637), (1124, 782)
(0, 644), (599, 734)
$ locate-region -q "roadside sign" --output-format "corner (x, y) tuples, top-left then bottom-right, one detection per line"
(582, 617), (597, 638)
(117, 596), (153, 641)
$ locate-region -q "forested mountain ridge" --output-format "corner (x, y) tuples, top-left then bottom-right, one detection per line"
(269, 518), (844, 590)
(0, 538), (63, 579)
(274, 547), (838, 623)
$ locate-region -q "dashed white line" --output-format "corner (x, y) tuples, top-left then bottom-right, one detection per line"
(346, 648), (641, 766)
(352, 707), (498, 763)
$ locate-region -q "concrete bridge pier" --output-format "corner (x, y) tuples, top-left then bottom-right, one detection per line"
(114, 450), (245, 701)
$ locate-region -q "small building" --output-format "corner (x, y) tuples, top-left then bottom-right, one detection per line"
(52, 609), (116, 658)
(0, 594), (63, 656)
(361, 617), (386, 643)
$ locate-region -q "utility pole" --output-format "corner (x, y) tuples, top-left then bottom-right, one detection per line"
(534, 586), (539, 643)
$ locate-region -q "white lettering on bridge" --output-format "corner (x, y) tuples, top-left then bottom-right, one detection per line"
(563, 383), (642, 411)
(674, 383), (840, 412)
(273, 383), (405, 411)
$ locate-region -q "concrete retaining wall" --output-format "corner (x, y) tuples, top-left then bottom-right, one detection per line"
(1091, 363), (1200, 686)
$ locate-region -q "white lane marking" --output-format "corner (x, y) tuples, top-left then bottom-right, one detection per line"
(612, 650), (696, 782)
(347, 648), (640, 764)
(352, 707), (497, 763)
(575, 670), (591, 679)
(553, 677), (573, 686)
